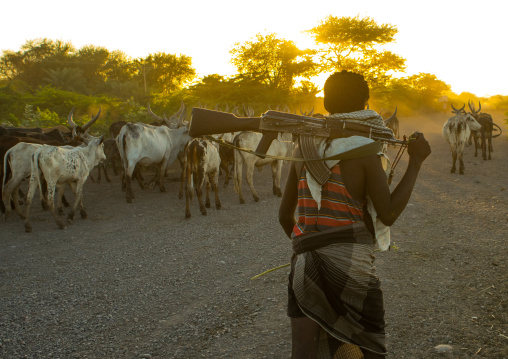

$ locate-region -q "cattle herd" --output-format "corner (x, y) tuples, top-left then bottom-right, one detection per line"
(442, 101), (502, 174)
(0, 101), (501, 232)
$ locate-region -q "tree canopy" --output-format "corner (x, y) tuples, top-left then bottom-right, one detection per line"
(229, 33), (317, 91)
(306, 15), (406, 85)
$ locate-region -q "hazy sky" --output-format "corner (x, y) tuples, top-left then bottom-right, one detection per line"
(3, 0), (507, 97)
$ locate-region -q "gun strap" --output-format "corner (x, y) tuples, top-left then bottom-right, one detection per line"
(298, 135), (332, 186)
(203, 135), (383, 163)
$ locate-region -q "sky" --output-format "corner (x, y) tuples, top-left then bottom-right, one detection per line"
(2, 0), (507, 97)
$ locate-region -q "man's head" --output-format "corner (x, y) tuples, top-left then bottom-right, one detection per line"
(323, 70), (370, 114)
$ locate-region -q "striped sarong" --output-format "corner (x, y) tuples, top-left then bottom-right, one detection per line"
(291, 223), (387, 357)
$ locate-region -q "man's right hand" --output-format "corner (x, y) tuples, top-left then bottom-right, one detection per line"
(407, 132), (431, 165)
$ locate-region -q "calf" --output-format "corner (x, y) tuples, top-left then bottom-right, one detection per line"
(23, 136), (105, 232)
(442, 104), (481, 174)
(184, 138), (221, 218)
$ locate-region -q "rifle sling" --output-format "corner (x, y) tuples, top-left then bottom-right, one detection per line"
(203, 134), (382, 165)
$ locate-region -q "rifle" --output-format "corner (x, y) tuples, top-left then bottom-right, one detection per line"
(189, 108), (407, 185)
(189, 108), (405, 156)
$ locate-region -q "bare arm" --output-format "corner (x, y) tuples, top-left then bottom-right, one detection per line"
(364, 132), (431, 226)
(279, 148), (303, 238)
(340, 132), (431, 226)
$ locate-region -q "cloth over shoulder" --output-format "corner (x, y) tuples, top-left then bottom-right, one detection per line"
(304, 109), (393, 251)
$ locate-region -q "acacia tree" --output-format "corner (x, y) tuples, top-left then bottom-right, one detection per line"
(306, 16), (406, 86)
(229, 33), (317, 91)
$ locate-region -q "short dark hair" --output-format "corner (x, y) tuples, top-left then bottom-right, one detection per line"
(323, 70), (370, 114)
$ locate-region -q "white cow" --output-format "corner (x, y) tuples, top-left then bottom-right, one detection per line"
(184, 138), (221, 218)
(233, 131), (293, 203)
(3, 142), (44, 219)
(442, 104), (481, 174)
(23, 136), (106, 232)
(116, 115), (190, 203)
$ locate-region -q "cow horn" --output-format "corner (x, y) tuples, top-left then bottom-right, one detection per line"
(451, 103), (465, 113)
(178, 102), (187, 127)
(468, 100), (474, 113)
(67, 107), (77, 129)
(148, 102), (164, 122)
(477, 101), (481, 112)
(386, 107), (398, 122)
(82, 106), (101, 132)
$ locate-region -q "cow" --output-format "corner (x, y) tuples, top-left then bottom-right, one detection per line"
(184, 138), (221, 218)
(442, 103), (482, 174)
(467, 101), (503, 160)
(233, 131), (293, 203)
(2, 107), (101, 216)
(116, 103), (190, 203)
(23, 135), (106, 232)
(383, 107), (399, 139)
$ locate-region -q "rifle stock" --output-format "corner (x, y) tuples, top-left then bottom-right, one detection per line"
(189, 108), (260, 137)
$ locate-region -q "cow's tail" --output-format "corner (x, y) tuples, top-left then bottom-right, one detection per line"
(233, 136), (241, 194)
(185, 143), (194, 200)
(30, 150), (44, 198)
(2, 147), (14, 194)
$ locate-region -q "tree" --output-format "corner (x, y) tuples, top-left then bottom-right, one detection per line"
(306, 16), (406, 85)
(0, 39), (76, 90)
(139, 53), (196, 94)
(230, 33), (317, 91)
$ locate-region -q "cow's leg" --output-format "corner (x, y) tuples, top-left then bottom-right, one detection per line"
(458, 150), (465, 175)
(487, 134), (492, 159)
(220, 161), (230, 188)
(40, 177), (50, 210)
(194, 172), (207, 216)
(473, 132), (479, 157)
(158, 165), (167, 192)
(5, 182), (25, 219)
(245, 164), (260, 202)
(56, 184), (65, 215)
(450, 148), (457, 173)
(211, 171), (221, 210)
(480, 131), (487, 160)
(45, 181), (66, 229)
(67, 181), (86, 223)
(235, 159), (246, 204)
(134, 166), (146, 189)
(205, 180), (211, 208)
(271, 160), (283, 197)
(125, 175), (134, 203)
(184, 160), (193, 219)
(2, 176), (16, 220)
(23, 173), (40, 233)
(11, 183), (26, 219)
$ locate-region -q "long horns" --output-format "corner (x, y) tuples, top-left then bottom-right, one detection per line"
(68, 106), (102, 137)
(385, 107), (398, 122)
(163, 100), (187, 127)
(468, 100), (481, 114)
(451, 103), (465, 114)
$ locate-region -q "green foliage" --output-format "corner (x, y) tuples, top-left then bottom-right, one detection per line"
(230, 33), (317, 91)
(306, 15), (405, 86)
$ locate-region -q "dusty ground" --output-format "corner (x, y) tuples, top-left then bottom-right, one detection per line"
(0, 111), (507, 359)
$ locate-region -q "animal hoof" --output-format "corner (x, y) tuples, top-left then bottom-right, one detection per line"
(126, 198), (133, 203)
(216, 204), (221, 210)
(205, 203), (211, 208)
(239, 199), (245, 204)
(254, 197), (260, 202)
(25, 224), (32, 233)
(185, 213), (191, 219)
